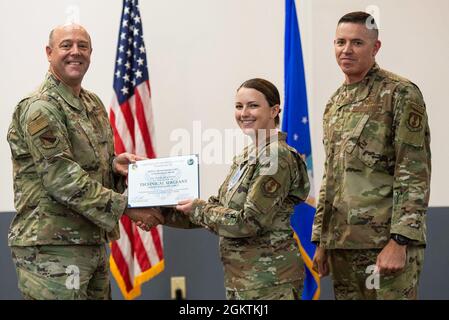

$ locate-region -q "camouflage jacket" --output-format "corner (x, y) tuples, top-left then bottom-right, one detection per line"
(7, 73), (127, 246)
(312, 64), (431, 249)
(165, 132), (310, 291)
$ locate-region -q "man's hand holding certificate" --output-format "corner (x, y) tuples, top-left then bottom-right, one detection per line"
(127, 155), (200, 208)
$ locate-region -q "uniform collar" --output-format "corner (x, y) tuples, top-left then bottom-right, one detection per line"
(277, 131), (288, 142)
(253, 130), (284, 150)
(336, 63), (380, 107)
(45, 72), (85, 111)
(235, 131), (285, 165)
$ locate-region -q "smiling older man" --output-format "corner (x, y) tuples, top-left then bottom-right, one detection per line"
(7, 24), (163, 299)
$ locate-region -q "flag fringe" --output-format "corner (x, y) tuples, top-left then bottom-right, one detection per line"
(294, 233), (321, 300)
(110, 255), (165, 300)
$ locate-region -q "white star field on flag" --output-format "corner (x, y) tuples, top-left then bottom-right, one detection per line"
(113, 0), (149, 105)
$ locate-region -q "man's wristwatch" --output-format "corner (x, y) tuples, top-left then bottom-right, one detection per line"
(390, 233), (410, 246)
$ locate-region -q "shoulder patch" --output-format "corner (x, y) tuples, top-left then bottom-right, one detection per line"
(406, 103), (424, 132)
(27, 114), (49, 136)
(398, 101), (427, 147)
(262, 177), (281, 197)
(39, 130), (59, 148)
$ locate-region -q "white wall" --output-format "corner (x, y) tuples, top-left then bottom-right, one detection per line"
(0, 0), (447, 212)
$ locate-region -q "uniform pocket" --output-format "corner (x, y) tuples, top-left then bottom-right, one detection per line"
(345, 114), (370, 155)
(345, 110), (388, 168)
(70, 120), (100, 171)
(225, 165), (252, 209)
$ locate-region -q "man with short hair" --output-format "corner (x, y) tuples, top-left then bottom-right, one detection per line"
(7, 24), (162, 299)
(312, 12), (431, 300)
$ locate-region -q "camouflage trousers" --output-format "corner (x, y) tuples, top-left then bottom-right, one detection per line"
(11, 245), (111, 300)
(226, 280), (303, 300)
(328, 247), (424, 300)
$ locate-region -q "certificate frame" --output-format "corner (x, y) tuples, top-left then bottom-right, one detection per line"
(127, 154), (200, 208)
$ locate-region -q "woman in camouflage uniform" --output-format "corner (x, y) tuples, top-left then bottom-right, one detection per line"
(165, 78), (310, 300)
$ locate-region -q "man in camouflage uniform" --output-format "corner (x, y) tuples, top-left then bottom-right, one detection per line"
(312, 12), (431, 300)
(167, 79), (310, 300)
(7, 24), (163, 299)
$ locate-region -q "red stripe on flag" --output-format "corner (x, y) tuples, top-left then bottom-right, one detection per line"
(134, 86), (156, 158)
(110, 109), (126, 154)
(145, 81), (152, 97)
(150, 227), (164, 261)
(111, 241), (133, 292)
(119, 215), (135, 256)
(119, 100), (136, 151)
(132, 226), (152, 271)
(121, 216), (152, 273)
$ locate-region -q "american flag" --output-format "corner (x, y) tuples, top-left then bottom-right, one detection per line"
(109, 0), (164, 300)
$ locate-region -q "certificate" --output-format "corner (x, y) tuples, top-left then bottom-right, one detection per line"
(127, 155), (200, 208)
